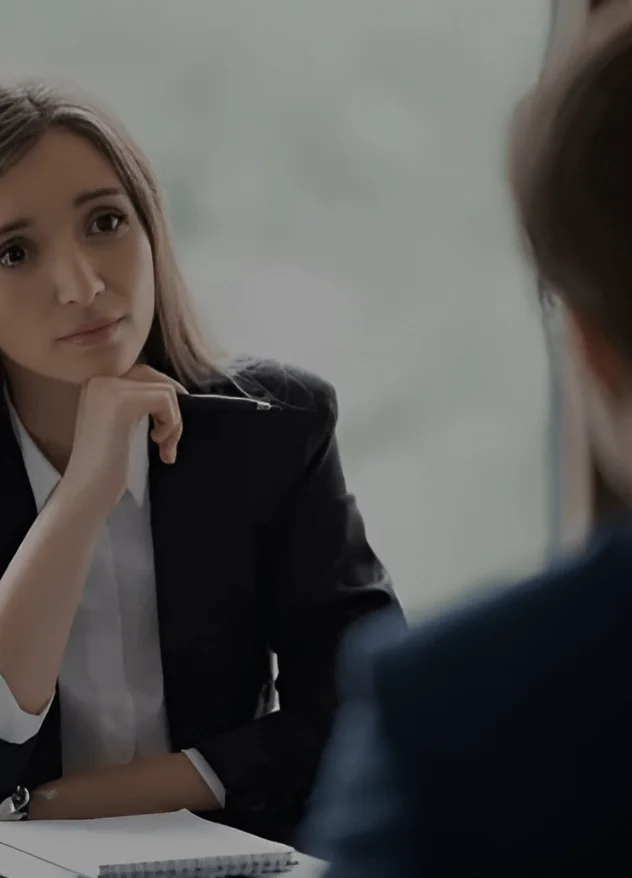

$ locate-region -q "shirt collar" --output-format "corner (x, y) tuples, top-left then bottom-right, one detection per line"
(5, 394), (149, 513)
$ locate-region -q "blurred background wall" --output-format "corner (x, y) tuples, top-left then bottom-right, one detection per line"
(0, 0), (553, 616)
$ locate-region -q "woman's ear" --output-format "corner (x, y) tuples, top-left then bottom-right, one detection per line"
(567, 309), (632, 400)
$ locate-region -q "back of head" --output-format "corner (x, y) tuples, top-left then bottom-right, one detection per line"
(509, 4), (632, 362)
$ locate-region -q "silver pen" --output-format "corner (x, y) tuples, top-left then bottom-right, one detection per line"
(188, 394), (278, 410)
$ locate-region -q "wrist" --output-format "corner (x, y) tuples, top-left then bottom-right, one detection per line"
(54, 474), (113, 524)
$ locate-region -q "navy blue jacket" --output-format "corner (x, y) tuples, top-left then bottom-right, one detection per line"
(303, 527), (632, 876)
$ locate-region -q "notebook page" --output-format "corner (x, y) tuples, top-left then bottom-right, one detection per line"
(0, 809), (293, 876)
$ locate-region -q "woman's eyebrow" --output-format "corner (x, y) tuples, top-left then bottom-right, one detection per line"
(0, 188), (125, 237)
(73, 186), (124, 207)
(0, 217), (30, 237)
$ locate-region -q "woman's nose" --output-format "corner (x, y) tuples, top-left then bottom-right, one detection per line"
(53, 250), (106, 306)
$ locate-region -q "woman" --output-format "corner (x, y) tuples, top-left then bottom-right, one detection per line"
(0, 80), (400, 843)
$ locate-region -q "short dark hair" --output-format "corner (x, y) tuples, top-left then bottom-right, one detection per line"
(508, 8), (632, 361)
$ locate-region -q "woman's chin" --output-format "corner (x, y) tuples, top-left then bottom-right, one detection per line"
(60, 349), (141, 384)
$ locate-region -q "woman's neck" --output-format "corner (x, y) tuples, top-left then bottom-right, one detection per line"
(5, 368), (81, 474)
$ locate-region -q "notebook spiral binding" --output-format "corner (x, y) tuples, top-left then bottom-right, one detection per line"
(99, 850), (295, 877)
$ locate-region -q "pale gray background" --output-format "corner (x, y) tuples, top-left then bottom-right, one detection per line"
(0, 0), (552, 616)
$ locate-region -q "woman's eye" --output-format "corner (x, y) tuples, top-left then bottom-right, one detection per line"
(89, 211), (128, 235)
(0, 243), (27, 268)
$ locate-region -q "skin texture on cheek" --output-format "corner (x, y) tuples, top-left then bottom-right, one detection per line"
(0, 284), (155, 389)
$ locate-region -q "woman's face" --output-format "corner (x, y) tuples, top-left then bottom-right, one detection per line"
(0, 128), (155, 387)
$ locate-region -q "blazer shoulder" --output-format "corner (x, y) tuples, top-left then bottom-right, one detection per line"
(206, 356), (338, 423)
(373, 526), (632, 704)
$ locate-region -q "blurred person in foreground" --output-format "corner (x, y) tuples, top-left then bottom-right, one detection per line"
(302, 6), (632, 875)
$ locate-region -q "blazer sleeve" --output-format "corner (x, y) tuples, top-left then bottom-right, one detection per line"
(300, 611), (417, 877)
(194, 375), (404, 842)
(0, 739), (38, 802)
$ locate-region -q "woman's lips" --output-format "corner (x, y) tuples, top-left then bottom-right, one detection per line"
(59, 317), (124, 346)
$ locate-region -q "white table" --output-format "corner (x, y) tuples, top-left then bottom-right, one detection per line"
(1, 841), (75, 878)
(0, 841), (327, 877)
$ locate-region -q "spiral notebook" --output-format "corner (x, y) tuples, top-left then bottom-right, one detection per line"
(0, 809), (295, 876)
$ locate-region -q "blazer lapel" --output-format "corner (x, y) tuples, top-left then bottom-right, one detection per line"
(0, 401), (38, 576)
(149, 395), (257, 750)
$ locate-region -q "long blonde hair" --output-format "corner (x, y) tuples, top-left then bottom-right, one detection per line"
(0, 79), (224, 387)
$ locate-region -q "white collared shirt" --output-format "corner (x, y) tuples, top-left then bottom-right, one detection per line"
(0, 403), (225, 807)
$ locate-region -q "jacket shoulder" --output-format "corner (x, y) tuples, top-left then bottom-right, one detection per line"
(373, 527), (632, 708)
(204, 356), (338, 423)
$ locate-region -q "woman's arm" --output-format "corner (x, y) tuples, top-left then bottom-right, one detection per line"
(0, 481), (105, 716)
(0, 366), (184, 719)
(0, 483), (109, 802)
(0, 367), (185, 798)
(29, 752), (219, 820)
(193, 373), (405, 843)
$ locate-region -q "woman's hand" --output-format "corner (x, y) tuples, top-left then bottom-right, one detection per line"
(62, 364), (188, 515)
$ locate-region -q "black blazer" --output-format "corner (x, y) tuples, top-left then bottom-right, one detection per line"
(0, 358), (400, 844)
(303, 525), (632, 876)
